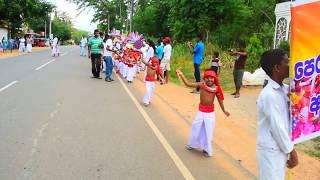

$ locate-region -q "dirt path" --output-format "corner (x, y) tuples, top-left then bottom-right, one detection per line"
(134, 74), (320, 179)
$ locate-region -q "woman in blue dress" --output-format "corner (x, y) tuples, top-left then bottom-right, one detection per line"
(2, 37), (8, 52)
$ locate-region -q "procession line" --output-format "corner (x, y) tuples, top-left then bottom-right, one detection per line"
(0, 81), (18, 93)
(35, 59), (56, 71)
(116, 75), (195, 180)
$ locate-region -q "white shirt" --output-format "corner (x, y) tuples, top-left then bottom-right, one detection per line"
(103, 39), (113, 57)
(256, 79), (293, 154)
(147, 46), (154, 60)
(141, 45), (148, 61)
(52, 37), (58, 46)
(20, 38), (25, 44)
(80, 38), (87, 47)
(163, 44), (172, 62)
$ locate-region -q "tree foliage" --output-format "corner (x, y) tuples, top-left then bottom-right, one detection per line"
(0, 0), (53, 35)
(72, 0), (289, 50)
(51, 16), (73, 42)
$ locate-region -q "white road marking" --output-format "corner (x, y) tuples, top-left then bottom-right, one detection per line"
(116, 75), (195, 180)
(0, 81), (18, 92)
(35, 59), (55, 71)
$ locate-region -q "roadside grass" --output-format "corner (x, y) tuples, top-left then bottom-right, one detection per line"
(169, 42), (235, 93)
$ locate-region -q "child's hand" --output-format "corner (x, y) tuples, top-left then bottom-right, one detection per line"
(224, 111), (230, 117)
(176, 69), (183, 76)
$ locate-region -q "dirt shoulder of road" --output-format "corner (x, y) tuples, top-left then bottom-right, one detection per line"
(0, 47), (49, 59)
(134, 73), (320, 179)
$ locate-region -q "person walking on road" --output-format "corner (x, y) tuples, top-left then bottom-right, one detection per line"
(19, 37), (26, 53)
(2, 37), (8, 53)
(88, 29), (104, 79)
(188, 34), (205, 93)
(26, 36), (32, 53)
(51, 36), (60, 57)
(80, 36), (88, 56)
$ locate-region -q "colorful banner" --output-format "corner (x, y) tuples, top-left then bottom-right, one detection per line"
(290, 0), (320, 144)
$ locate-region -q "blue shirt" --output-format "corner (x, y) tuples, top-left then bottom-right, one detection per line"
(193, 41), (205, 64)
(156, 45), (164, 61)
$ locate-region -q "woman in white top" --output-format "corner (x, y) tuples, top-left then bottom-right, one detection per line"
(19, 37), (26, 53)
(26, 36), (32, 53)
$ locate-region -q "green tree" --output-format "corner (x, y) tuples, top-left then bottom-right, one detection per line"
(0, 0), (53, 36)
(52, 17), (72, 42)
(246, 34), (264, 72)
(72, 28), (88, 44)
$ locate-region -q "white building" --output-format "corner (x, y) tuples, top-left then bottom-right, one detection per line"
(274, 2), (291, 48)
(0, 27), (8, 40)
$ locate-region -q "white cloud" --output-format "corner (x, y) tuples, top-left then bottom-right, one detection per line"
(46, 0), (98, 32)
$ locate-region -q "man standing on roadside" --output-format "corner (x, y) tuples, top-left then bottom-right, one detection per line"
(88, 29), (104, 79)
(103, 34), (115, 82)
(161, 37), (172, 83)
(188, 34), (205, 93)
(257, 49), (298, 180)
(230, 42), (247, 98)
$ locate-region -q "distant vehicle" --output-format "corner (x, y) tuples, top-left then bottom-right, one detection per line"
(34, 38), (49, 47)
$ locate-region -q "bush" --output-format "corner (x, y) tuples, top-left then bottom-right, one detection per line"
(246, 34), (264, 72)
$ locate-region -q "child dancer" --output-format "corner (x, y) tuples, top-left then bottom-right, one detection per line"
(176, 69), (230, 157)
(211, 52), (221, 75)
(142, 57), (164, 106)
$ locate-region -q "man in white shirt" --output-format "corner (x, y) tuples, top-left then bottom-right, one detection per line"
(80, 36), (88, 56)
(160, 37), (172, 83)
(103, 35), (115, 82)
(257, 49), (298, 180)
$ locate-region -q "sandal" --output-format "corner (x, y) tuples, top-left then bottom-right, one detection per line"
(234, 94), (240, 98)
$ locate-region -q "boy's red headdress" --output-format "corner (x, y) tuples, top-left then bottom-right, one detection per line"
(202, 70), (224, 100)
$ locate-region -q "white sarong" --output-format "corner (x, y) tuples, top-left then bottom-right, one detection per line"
(257, 148), (287, 180)
(26, 44), (32, 53)
(19, 43), (25, 52)
(188, 111), (215, 156)
(126, 66), (136, 82)
(143, 81), (155, 105)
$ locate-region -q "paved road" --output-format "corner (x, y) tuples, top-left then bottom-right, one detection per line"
(0, 46), (254, 180)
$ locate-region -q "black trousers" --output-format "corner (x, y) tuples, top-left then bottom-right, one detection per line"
(194, 63), (201, 91)
(91, 54), (102, 77)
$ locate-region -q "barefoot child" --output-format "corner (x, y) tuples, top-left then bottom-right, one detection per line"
(176, 69), (230, 157)
(211, 52), (221, 75)
(142, 57), (164, 106)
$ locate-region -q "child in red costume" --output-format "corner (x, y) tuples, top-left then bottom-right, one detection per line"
(176, 69), (230, 157)
(142, 57), (164, 106)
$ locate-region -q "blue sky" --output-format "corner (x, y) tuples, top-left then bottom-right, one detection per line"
(46, 0), (97, 32)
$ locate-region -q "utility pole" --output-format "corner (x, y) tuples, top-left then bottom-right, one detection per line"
(108, 14), (110, 33)
(45, 21), (47, 39)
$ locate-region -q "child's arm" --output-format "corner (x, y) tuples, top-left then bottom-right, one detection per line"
(216, 95), (230, 117)
(176, 69), (199, 88)
(141, 59), (151, 68)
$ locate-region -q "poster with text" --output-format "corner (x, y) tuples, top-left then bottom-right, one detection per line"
(290, 0), (320, 144)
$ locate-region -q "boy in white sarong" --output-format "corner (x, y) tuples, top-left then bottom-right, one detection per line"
(176, 69), (230, 157)
(142, 57), (164, 106)
(126, 56), (136, 83)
